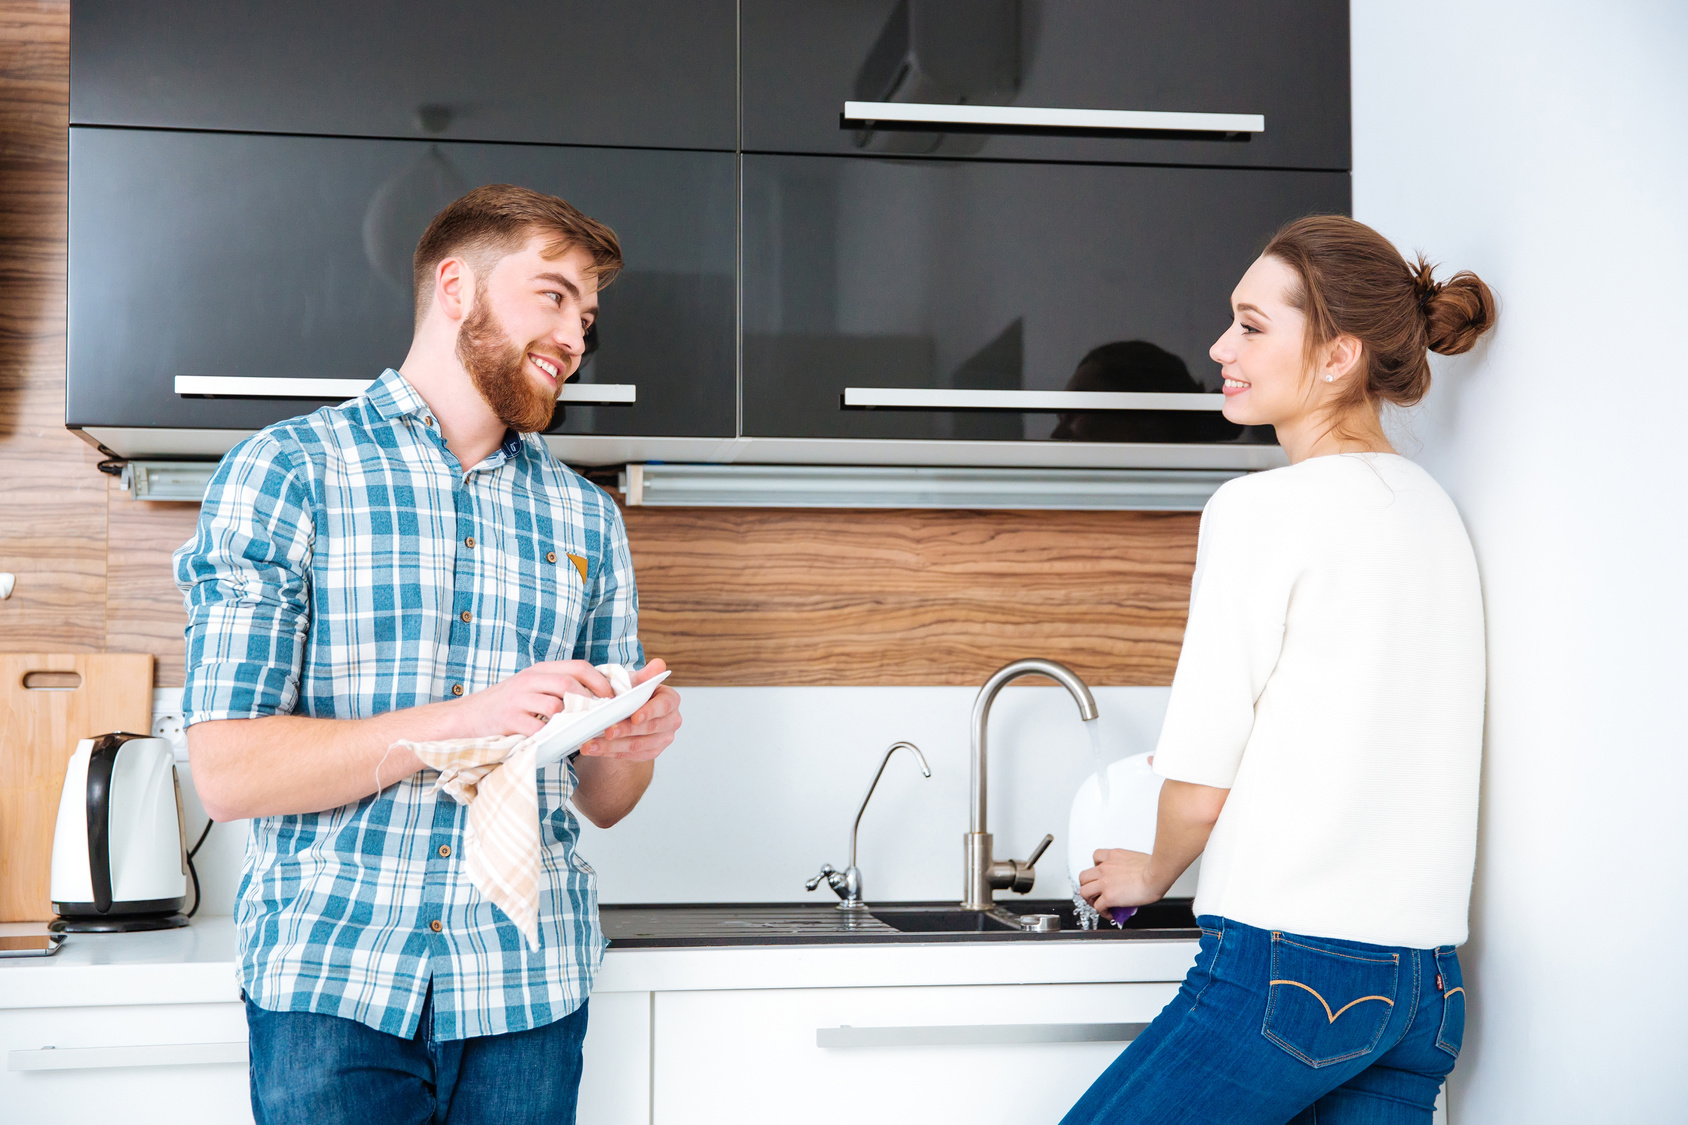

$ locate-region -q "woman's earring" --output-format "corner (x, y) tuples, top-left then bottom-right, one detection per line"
(1324, 373), (1335, 382)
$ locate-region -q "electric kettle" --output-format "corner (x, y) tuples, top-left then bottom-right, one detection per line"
(49, 732), (190, 932)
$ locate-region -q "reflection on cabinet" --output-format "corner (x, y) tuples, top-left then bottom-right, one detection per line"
(70, 0), (738, 151)
(67, 128), (737, 441)
(743, 0), (1348, 169)
(742, 154), (1348, 444)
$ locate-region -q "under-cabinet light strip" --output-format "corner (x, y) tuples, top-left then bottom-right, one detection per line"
(620, 463), (1242, 511)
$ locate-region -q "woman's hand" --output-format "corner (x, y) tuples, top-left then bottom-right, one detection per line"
(1078, 848), (1168, 911)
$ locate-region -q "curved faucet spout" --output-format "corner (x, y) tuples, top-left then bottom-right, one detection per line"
(962, 658), (1097, 911)
(850, 741), (931, 869)
(969, 658), (1097, 836)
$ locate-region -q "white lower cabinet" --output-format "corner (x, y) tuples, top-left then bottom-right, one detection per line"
(651, 982), (1179, 1124)
(579, 990), (652, 1125)
(0, 1002), (252, 1124)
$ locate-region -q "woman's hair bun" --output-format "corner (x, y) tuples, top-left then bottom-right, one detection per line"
(1415, 255), (1497, 356)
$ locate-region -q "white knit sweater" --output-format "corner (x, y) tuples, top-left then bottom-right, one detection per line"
(1153, 453), (1485, 948)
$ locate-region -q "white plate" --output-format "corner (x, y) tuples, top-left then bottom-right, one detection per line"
(533, 670), (672, 768)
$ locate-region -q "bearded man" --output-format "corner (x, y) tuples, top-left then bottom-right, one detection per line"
(174, 184), (682, 1124)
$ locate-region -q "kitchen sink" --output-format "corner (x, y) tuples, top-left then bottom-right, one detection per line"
(600, 898), (1198, 948)
(869, 908), (1018, 933)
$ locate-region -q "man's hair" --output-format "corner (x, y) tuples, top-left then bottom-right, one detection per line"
(412, 184), (623, 326)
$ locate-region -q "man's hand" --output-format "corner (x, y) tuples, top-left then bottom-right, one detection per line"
(453, 660), (619, 738)
(577, 659), (682, 761)
(1079, 848), (1168, 911)
(570, 659), (683, 829)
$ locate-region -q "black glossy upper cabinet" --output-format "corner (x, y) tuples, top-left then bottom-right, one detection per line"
(741, 156), (1348, 445)
(67, 129), (737, 444)
(70, 1), (737, 151)
(742, 0), (1349, 170)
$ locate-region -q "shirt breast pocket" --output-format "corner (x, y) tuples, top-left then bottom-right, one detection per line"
(488, 535), (591, 664)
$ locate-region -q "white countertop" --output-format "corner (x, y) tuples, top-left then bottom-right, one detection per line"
(0, 917), (1199, 1010)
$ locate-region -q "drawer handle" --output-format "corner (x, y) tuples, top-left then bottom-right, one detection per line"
(817, 1022), (1148, 1048)
(174, 376), (637, 404)
(842, 101), (1264, 136)
(8, 1041), (248, 1071)
(843, 388), (1225, 412)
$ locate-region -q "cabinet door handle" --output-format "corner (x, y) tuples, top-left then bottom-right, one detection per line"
(843, 388), (1225, 412)
(842, 101), (1264, 136)
(174, 376), (637, 404)
(817, 1022), (1148, 1048)
(8, 1041), (248, 1071)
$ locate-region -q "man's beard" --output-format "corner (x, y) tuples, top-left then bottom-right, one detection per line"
(456, 295), (559, 434)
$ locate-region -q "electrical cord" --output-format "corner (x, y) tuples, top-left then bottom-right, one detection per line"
(185, 818), (214, 918)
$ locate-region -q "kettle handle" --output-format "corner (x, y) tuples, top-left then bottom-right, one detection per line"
(84, 732), (148, 914)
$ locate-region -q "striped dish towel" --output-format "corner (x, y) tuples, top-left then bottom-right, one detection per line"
(397, 664), (634, 949)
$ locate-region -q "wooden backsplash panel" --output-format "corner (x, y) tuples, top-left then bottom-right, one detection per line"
(106, 491), (201, 688)
(623, 506), (1198, 686)
(0, 1), (108, 656)
(121, 500), (1199, 690)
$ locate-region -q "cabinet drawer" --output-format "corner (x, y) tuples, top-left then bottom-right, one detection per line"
(742, 154), (1346, 444)
(71, 1), (738, 151)
(68, 128), (737, 440)
(743, 0), (1348, 170)
(0, 1003), (251, 1124)
(653, 982), (1176, 1124)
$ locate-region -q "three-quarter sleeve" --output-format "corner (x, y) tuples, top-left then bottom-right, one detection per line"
(575, 489), (645, 670)
(1151, 480), (1297, 789)
(174, 433), (317, 725)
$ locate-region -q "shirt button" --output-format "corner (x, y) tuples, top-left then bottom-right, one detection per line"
(451, 683), (464, 696)
(546, 551), (557, 563)
(464, 536), (475, 548)
(424, 415), (435, 426)
(460, 610), (472, 623)
(430, 920), (443, 933)
(438, 844), (452, 858)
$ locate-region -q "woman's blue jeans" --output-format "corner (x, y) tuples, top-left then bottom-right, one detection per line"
(1061, 916), (1465, 1124)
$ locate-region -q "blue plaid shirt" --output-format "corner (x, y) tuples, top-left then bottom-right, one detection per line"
(175, 369), (641, 1041)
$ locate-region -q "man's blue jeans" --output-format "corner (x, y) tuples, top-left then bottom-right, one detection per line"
(246, 989), (589, 1124)
(1062, 916), (1465, 1124)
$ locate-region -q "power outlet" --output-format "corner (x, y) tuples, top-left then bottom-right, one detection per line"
(152, 687), (189, 763)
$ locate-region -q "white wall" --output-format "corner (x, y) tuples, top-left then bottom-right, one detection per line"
(184, 685), (1194, 915)
(576, 684), (1195, 904)
(1352, 2), (1688, 1120)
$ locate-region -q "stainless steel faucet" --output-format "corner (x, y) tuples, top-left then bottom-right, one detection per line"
(806, 740), (931, 910)
(963, 658), (1097, 911)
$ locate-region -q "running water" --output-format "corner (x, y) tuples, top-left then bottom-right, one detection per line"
(1086, 719), (1111, 804)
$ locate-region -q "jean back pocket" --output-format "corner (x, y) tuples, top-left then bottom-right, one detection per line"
(1434, 947), (1466, 1057)
(1262, 932), (1399, 1068)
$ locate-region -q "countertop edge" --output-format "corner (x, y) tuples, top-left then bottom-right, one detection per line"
(1, 920), (1201, 1010)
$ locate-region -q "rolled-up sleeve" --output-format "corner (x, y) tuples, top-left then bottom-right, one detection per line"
(575, 491), (644, 669)
(173, 433), (316, 726)
(1152, 480), (1294, 789)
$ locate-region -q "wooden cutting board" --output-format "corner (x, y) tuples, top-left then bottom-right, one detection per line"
(0, 653), (155, 921)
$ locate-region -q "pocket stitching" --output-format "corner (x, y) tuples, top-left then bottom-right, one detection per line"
(1263, 935), (1398, 1068)
(1435, 984), (1466, 1057)
(1268, 978), (1394, 1024)
(1275, 935), (1399, 965)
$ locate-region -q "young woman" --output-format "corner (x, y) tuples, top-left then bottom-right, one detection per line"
(1066, 215), (1496, 1125)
